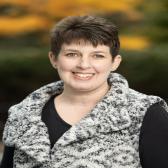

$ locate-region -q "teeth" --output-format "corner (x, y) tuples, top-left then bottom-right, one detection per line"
(74, 73), (94, 78)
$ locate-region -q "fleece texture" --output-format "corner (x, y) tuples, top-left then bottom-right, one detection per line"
(3, 73), (168, 168)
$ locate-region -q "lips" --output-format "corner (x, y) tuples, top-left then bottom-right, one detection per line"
(72, 72), (95, 80)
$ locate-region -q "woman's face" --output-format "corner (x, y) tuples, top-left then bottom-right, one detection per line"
(49, 41), (121, 93)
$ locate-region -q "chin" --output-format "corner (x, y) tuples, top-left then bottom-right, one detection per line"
(71, 85), (94, 92)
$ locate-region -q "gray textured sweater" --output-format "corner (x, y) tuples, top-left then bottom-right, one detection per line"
(2, 73), (168, 168)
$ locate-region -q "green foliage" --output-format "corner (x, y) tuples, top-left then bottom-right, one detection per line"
(119, 46), (168, 100)
(0, 46), (59, 101)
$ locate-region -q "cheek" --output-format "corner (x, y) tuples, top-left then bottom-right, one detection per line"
(94, 63), (112, 73)
(57, 60), (75, 71)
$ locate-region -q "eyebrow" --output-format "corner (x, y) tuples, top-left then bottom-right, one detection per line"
(63, 49), (80, 52)
(63, 49), (107, 54)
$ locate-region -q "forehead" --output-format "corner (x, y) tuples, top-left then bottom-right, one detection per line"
(60, 40), (110, 53)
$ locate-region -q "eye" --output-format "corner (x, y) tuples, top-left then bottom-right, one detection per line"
(65, 53), (78, 57)
(93, 54), (105, 58)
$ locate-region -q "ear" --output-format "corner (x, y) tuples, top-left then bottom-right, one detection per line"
(111, 55), (122, 71)
(48, 51), (57, 69)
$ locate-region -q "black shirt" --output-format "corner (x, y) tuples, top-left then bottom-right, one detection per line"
(139, 103), (168, 167)
(41, 96), (72, 149)
(1, 98), (168, 168)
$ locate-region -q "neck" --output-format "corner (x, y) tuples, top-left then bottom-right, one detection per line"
(59, 83), (110, 106)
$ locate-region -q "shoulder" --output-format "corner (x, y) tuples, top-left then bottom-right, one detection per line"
(126, 89), (168, 127)
(141, 102), (168, 134)
(4, 81), (62, 123)
(128, 88), (167, 112)
(2, 81), (62, 146)
(9, 81), (63, 116)
(139, 102), (168, 167)
(128, 88), (163, 104)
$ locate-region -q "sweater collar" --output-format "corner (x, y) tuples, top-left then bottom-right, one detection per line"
(16, 72), (131, 163)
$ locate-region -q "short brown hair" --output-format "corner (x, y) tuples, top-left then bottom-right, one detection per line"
(50, 15), (120, 57)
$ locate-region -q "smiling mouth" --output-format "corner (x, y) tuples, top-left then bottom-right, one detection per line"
(72, 72), (95, 79)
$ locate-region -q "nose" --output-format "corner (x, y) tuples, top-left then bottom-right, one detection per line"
(77, 56), (91, 69)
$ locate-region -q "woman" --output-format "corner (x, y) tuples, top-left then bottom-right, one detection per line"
(1, 15), (168, 168)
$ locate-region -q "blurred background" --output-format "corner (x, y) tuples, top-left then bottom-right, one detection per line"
(0, 0), (168, 159)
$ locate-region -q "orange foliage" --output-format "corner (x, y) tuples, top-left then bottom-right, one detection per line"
(120, 36), (150, 50)
(0, 0), (148, 50)
(0, 0), (142, 17)
(0, 0), (30, 6)
(40, 0), (142, 19)
(0, 0), (143, 35)
(0, 16), (50, 35)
